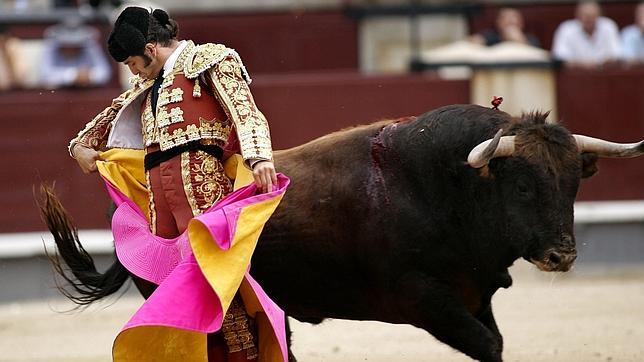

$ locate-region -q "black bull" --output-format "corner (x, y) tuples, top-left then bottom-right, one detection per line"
(39, 104), (643, 362)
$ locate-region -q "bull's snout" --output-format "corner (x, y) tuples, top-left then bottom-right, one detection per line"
(530, 249), (577, 272)
(530, 234), (577, 272)
(544, 250), (577, 272)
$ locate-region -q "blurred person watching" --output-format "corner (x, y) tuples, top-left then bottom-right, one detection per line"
(620, 1), (644, 64)
(552, 1), (621, 69)
(40, 18), (111, 89)
(470, 7), (541, 48)
(0, 25), (25, 90)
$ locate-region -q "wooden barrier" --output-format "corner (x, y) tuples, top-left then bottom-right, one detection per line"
(1, 68), (642, 232)
(5, 10), (358, 74)
(0, 74), (468, 232)
(557, 67), (644, 201)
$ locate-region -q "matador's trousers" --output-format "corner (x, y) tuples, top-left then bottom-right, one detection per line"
(146, 144), (258, 361)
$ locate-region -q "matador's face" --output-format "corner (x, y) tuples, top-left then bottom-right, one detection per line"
(123, 43), (163, 80)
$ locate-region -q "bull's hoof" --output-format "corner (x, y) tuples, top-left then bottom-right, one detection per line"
(288, 350), (298, 362)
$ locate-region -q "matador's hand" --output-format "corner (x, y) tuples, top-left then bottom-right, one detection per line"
(72, 144), (102, 174)
(252, 160), (277, 193)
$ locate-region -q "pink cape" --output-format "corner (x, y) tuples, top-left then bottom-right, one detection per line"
(106, 174), (290, 361)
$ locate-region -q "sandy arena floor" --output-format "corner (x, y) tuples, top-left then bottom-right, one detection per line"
(0, 261), (643, 362)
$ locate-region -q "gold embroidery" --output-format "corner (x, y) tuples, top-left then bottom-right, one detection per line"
(181, 150), (232, 216)
(193, 79), (201, 98)
(69, 42), (197, 156)
(146, 170), (157, 235)
(172, 41), (195, 74)
(157, 88), (184, 107)
(184, 43), (251, 84)
(192, 151), (228, 212)
(199, 116), (232, 141)
(185, 43), (227, 78)
(221, 298), (258, 359)
(158, 120), (229, 151)
(156, 107), (185, 128)
(210, 57), (272, 161)
(153, 73), (182, 128)
(160, 73), (175, 89)
(181, 151), (199, 216)
(142, 95), (157, 146)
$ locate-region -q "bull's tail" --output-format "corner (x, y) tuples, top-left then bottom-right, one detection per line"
(37, 184), (129, 306)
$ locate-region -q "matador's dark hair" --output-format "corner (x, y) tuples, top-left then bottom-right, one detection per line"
(107, 7), (179, 62)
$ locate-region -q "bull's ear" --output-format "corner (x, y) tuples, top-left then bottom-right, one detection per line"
(581, 152), (599, 178)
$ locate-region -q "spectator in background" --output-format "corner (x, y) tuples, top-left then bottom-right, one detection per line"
(0, 25), (25, 90)
(552, 1), (621, 69)
(620, 1), (644, 64)
(470, 7), (541, 48)
(40, 18), (111, 89)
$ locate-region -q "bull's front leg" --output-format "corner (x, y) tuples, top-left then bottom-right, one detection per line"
(475, 269), (512, 350)
(476, 303), (503, 351)
(397, 273), (502, 362)
(285, 317), (297, 362)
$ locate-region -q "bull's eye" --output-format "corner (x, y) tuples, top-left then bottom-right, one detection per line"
(515, 179), (533, 199)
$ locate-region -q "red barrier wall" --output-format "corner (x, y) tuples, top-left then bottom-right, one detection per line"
(253, 72), (468, 149)
(7, 10), (358, 74)
(0, 74), (469, 232)
(2, 67), (643, 233)
(3, 69), (643, 233)
(173, 11), (358, 73)
(557, 67), (644, 201)
(3, 7), (641, 235)
(2, 88), (121, 233)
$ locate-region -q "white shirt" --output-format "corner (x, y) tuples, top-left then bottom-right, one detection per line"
(552, 17), (621, 63)
(162, 40), (188, 77)
(620, 24), (644, 61)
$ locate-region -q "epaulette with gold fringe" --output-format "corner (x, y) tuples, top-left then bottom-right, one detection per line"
(183, 43), (252, 84)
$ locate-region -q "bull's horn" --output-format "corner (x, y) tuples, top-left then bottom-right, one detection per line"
(573, 135), (644, 158)
(467, 130), (516, 168)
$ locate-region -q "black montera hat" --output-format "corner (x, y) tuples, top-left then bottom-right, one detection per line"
(107, 7), (150, 62)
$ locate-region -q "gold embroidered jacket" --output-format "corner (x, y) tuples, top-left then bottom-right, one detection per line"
(69, 41), (273, 164)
